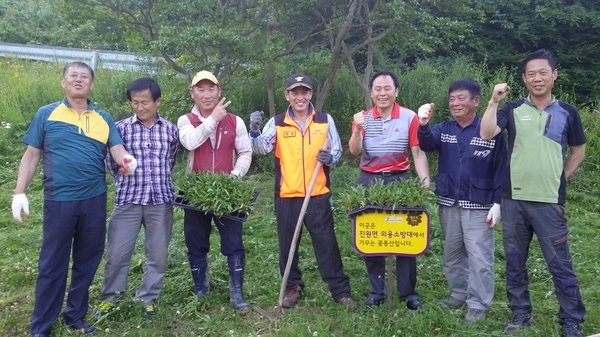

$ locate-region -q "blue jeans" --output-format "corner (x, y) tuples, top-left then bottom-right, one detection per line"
(502, 198), (586, 326)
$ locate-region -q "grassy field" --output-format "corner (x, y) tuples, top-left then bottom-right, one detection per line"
(1, 143), (599, 337)
(1, 59), (599, 336)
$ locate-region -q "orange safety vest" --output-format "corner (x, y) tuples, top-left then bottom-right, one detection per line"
(274, 110), (330, 198)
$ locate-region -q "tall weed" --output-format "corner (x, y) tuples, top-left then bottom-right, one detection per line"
(0, 59), (63, 128)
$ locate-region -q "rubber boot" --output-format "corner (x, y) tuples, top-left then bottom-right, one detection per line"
(227, 255), (251, 314)
(189, 255), (209, 297)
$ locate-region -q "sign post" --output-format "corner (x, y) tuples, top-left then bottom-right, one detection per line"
(348, 205), (430, 308)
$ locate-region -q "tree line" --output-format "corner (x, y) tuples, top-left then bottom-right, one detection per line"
(1, 0), (598, 115)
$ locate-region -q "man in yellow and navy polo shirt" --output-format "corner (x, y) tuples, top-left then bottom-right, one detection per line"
(11, 61), (136, 337)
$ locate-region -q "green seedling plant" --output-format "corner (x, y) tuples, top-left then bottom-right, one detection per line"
(365, 179), (388, 207)
(339, 177), (431, 212)
(339, 185), (368, 212)
(175, 171), (257, 217)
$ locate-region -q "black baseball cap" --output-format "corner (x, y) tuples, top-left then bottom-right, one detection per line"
(285, 74), (312, 91)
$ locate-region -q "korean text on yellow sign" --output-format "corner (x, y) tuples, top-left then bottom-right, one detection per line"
(352, 209), (430, 257)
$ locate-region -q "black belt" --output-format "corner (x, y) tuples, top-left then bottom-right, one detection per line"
(367, 170), (406, 176)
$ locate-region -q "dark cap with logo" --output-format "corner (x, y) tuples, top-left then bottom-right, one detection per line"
(285, 74), (312, 91)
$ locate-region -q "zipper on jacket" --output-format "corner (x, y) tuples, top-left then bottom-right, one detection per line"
(301, 130), (307, 195)
(216, 127), (222, 149)
(543, 113), (552, 136)
(455, 128), (463, 202)
(211, 149), (215, 173)
(211, 138), (216, 172)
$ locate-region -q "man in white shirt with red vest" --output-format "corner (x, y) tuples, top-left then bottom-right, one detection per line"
(177, 70), (253, 314)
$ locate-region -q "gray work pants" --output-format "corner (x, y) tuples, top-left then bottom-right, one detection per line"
(100, 203), (174, 305)
(439, 204), (495, 310)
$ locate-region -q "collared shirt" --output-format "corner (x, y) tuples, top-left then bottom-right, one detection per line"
(250, 103), (342, 198)
(22, 97), (123, 201)
(351, 103), (419, 173)
(250, 103), (342, 165)
(107, 114), (179, 206)
(497, 96), (586, 204)
(418, 115), (506, 208)
(178, 105), (252, 176)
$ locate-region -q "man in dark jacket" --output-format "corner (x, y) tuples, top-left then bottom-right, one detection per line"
(417, 78), (507, 324)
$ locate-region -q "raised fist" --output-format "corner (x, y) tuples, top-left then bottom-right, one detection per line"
(418, 103), (434, 126)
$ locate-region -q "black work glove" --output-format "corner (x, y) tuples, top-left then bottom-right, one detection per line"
(316, 149), (333, 165)
(250, 111), (264, 132)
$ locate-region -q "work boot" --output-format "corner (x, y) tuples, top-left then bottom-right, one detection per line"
(464, 308), (488, 324)
(227, 255), (251, 314)
(504, 313), (533, 334)
(438, 296), (466, 309)
(561, 324), (582, 337)
(282, 284), (303, 308)
(189, 255), (209, 297)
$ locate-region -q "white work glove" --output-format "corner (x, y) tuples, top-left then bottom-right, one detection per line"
(12, 193), (30, 223)
(486, 203), (501, 228)
(418, 103), (434, 126)
(118, 154), (138, 176)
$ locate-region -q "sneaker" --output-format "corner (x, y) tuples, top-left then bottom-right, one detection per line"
(561, 324), (582, 337)
(281, 284), (302, 308)
(464, 308), (488, 324)
(143, 304), (157, 316)
(438, 296), (466, 309)
(94, 301), (115, 320)
(504, 313), (533, 334)
(335, 297), (357, 308)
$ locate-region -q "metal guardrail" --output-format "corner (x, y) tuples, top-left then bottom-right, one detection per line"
(0, 42), (163, 72)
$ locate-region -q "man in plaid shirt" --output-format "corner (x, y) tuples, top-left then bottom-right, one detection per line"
(97, 78), (179, 318)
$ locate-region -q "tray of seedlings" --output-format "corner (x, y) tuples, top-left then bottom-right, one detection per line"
(173, 171), (259, 222)
(339, 177), (432, 218)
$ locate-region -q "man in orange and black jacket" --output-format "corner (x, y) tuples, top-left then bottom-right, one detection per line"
(249, 73), (355, 308)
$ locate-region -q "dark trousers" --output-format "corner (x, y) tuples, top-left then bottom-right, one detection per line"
(275, 193), (351, 300)
(183, 209), (246, 260)
(502, 198), (586, 326)
(358, 170), (419, 301)
(31, 193), (107, 335)
(364, 256), (418, 301)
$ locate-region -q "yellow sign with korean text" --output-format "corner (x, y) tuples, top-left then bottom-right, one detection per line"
(351, 208), (430, 257)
